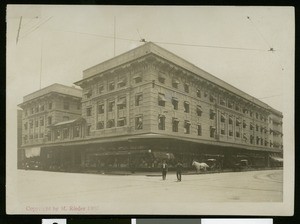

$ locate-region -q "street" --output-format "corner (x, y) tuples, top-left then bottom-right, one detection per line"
(11, 169), (283, 214)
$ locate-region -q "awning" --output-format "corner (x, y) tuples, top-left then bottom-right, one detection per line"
(172, 97), (178, 101)
(172, 79), (180, 84)
(152, 151), (175, 160)
(117, 98), (126, 105)
(197, 105), (203, 112)
(236, 119), (241, 124)
(221, 113), (226, 119)
(185, 120), (191, 125)
(158, 94), (167, 101)
(184, 101), (190, 104)
(25, 147), (41, 158)
(270, 156), (283, 162)
(133, 74), (142, 79)
(173, 118), (180, 122)
(90, 150), (149, 157)
(210, 126), (216, 130)
(210, 109), (216, 114)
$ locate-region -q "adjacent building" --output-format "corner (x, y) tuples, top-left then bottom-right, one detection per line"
(18, 42), (283, 171)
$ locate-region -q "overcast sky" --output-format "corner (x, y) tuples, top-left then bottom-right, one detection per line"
(6, 5), (294, 153)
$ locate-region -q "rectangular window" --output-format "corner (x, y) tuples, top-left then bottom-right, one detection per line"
(250, 135), (254, 144)
(108, 101), (115, 112)
(220, 113), (226, 122)
(86, 125), (91, 136)
(63, 128), (69, 139)
(210, 109), (216, 120)
(24, 122), (28, 130)
(236, 131), (240, 138)
(47, 116), (52, 125)
(108, 81), (115, 91)
(172, 79), (179, 89)
(221, 128), (225, 135)
(229, 130), (233, 137)
(158, 93), (166, 107)
(133, 74), (142, 83)
(86, 107), (92, 116)
(35, 106), (39, 113)
(48, 102), (52, 110)
(135, 94), (143, 106)
(35, 120), (38, 127)
(256, 137), (260, 145)
(34, 133), (38, 139)
(184, 83), (189, 93)
(84, 89), (92, 98)
(31, 108), (34, 114)
(118, 118), (126, 127)
(135, 115), (143, 130)
(210, 126), (216, 138)
(40, 105), (44, 111)
(25, 110), (28, 117)
(235, 104), (240, 111)
(77, 102), (81, 110)
(117, 78), (127, 88)
(197, 89), (201, 98)
(229, 116), (233, 125)
(98, 85), (104, 94)
(98, 104), (104, 114)
(158, 115), (165, 130)
(74, 126), (80, 137)
(256, 113), (259, 119)
(55, 130), (60, 140)
(97, 121), (104, 129)
(184, 120), (191, 134)
(228, 101), (233, 109)
(63, 101), (70, 110)
(220, 98), (226, 106)
(209, 95), (215, 103)
(184, 101), (190, 113)
(172, 97), (178, 110)
(243, 120), (247, 128)
(197, 105), (203, 116)
(250, 123), (254, 130)
(197, 124), (202, 136)
(236, 118), (241, 126)
(261, 138), (263, 145)
(158, 75), (165, 84)
(256, 124), (259, 131)
(40, 117), (44, 126)
(107, 119), (115, 128)
(172, 118), (179, 132)
(117, 97), (126, 110)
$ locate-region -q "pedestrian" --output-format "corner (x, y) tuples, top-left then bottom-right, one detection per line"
(162, 160), (168, 180)
(176, 161), (183, 181)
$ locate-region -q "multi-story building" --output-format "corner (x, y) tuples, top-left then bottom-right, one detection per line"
(18, 42), (283, 171)
(18, 83), (82, 163)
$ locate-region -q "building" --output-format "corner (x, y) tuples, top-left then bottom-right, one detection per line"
(18, 83), (82, 167)
(18, 42), (283, 171)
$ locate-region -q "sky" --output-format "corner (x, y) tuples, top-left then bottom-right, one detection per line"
(6, 5), (295, 215)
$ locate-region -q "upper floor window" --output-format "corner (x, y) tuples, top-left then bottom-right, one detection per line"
(63, 101), (70, 110)
(256, 113), (259, 119)
(77, 102), (81, 110)
(133, 74), (142, 84)
(209, 95), (215, 103)
(84, 89), (92, 98)
(108, 81), (115, 91)
(196, 89), (201, 98)
(40, 117), (44, 126)
(220, 98), (226, 106)
(24, 122), (28, 130)
(184, 101), (190, 113)
(184, 120), (191, 134)
(48, 102), (52, 110)
(197, 124), (202, 136)
(63, 128), (69, 139)
(229, 116), (233, 125)
(135, 115), (143, 130)
(236, 118), (241, 126)
(158, 75), (165, 84)
(86, 125), (91, 136)
(235, 104), (240, 111)
(24, 110), (28, 117)
(221, 113), (226, 122)
(98, 85), (104, 94)
(184, 83), (189, 93)
(172, 97), (178, 110)
(196, 105), (202, 116)
(108, 101), (115, 112)
(117, 97), (126, 110)
(158, 93), (166, 107)
(31, 107), (34, 114)
(135, 93), (143, 106)
(48, 116), (52, 125)
(98, 103), (104, 114)
(158, 115), (165, 130)
(210, 109), (216, 120)
(74, 126), (80, 137)
(172, 79), (179, 89)
(107, 119), (115, 128)
(117, 78), (127, 88)
(228, 101), (233, 109)
(40, 105), (44, 111)
(35, 106), (39, 113)
(118, 117), (126, 127)
(172, 118), (179, 132)
(97, 121), (104, 130)
(35, 120), (39, 127)
(243, 120), (247, 128)
(210, 126), (216, 138)
(86, 107), (92, 116)
(250, 123), (254, 130)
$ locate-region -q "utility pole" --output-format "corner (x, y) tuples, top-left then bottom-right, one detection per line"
(16, 16), (22, 44)
(114, 16), (116, 56)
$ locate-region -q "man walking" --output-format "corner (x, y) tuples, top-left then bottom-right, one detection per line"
(162, 160), (168, 180)
(176, 161), (183, 181)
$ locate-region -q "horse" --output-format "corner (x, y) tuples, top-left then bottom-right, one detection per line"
(192, 160), (209, 173)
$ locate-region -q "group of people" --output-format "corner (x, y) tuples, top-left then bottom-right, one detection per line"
(161, 161), (184, 181)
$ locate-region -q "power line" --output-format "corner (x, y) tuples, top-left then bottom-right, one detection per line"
(19, 16), (53, 40)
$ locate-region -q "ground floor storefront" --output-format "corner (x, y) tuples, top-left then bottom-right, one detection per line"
(19, 137), (283, 172)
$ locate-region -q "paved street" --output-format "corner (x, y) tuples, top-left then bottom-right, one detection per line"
(11, 169), (283, 214)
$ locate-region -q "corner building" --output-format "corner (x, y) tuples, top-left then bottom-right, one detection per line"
(71, 42), (283, 170)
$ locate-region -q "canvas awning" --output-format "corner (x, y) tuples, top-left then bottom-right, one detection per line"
(270, 157), (283, 162)
(158, 94), (167, 101)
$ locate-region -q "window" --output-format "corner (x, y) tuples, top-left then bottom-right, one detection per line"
(197, 124), (202, 136)
(48, 102), (52, 110)
(260, 126), (264, 133)
(243, 133), (248, 142)
(135, 115), (143, 130)
(250, 123), (254, 130)
(97, 121), (104, 129)
(236, 131), (240, 138)
(256, 136), (260, 145)
(48, 116), (52, 125)
(25, 110), (28, 117)
(158, 93), (166, 107)
(229, 130), (233, 136)
(210, 109), (216, 120)
(34, 133), (38, 139)
(35, 106), (39, 113)
(243, 120), (247, 128)
(158, 115), (165, 130)
(256, 124), (259, 131)
(184, 83), (189, 93)
(196, 89), (201, 98)
(74, 126), (80, 137)
(256, 113), (259, 119)
(229, 116), (233, 125)
(250, 135), (254, 144)
(108, 81), (115, 91)
(228, 101), (233, 109)
(220, 98), (226, 106)
(117, 78), (127, 88)
(172, 118), (179, 132)
(209, 95), (215, 103)
(31, 108), (34, 114)
(264, 139), (268, 146)
(40, 105), (44, 111)
(236, 118), (241, 126)
(77, 102), (81, 110)
(107, 119), (115, 128)
(196, 105), (202, 116)
(63, 101), (70, 110)
(98, 85), (104, 94)
(98, 103), (104, 114)
(29, 134), (33, 139)
(184, 120), (191, 134)
(210, 126), (216, 138)
(221, 128), (225, 135)
(84, 89), (92, 99)
(133, 74), (142, 83)
(29, 120), (33, 128)
(55, 130), (61, 140)
(184, 101), (190, 113)
(86, 107), (92, 116)
(118, 118), (126, 127)
(135, 94), (143, 106)
(63, 129), (69, 139)
(158, 75), (165, 84)
(172, 79), (179, 88)
(108, 101), (115, 112)
(250, 111), (253, 117)
(63, 116), (69, 121)
(261, 138), (263, 145)
(235, 104), (240, 111)
(172, 97), (178, 110)
(86, 125), (91, 136)
(243, 108), (248, 114)
(24, 122), (28, 130)
(35, 120), (38, 127)
(40, 117), (44, 126)
(117, 97), (126, 110)
(220, 113), (226, 122)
